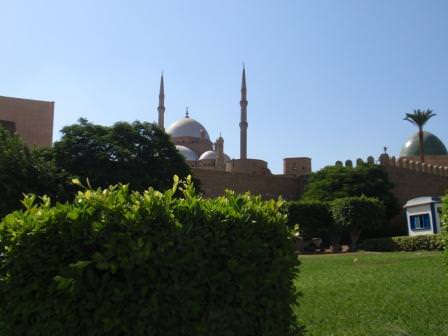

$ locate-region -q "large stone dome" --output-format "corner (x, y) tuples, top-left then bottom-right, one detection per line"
(166, 117), (210, 140)
(400, 131), (448, 157)
(175, 145), (198, 161)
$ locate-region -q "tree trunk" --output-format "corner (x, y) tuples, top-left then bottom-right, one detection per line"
(419, 126), (424, 162)
(330, 233), (341, 253)
(349, 228), (362, 251)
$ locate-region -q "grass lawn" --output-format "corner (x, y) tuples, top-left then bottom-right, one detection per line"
(296, 251), (448, 336)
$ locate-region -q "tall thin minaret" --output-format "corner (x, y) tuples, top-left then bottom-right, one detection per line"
(239, 66), (248, 159)
(157, 73), (165, 130)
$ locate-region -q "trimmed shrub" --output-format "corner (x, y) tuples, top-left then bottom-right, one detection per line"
(330, 196), (384, 251)
(0, 177), (301, 336)
(287, 200), (333, 238)
(443, 195), (448, 267)
(359, 234), (443, 252)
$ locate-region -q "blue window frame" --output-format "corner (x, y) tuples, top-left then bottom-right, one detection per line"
(410, 213), (431, 231)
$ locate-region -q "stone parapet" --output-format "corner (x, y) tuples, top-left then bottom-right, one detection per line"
(335, 154), (448, 178)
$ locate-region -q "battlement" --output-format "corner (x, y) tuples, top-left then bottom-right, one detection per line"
(335, 154), (448, 178)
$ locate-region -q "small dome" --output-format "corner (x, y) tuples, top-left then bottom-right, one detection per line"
(175, 145), (198, 161)
(199, 150), (217, 160)
(400, 131), (447, 157)
(166, 117), (210, 140)
(199, 150), (231, 162)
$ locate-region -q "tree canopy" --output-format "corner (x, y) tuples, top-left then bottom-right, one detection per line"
(404, 109), (436, 162)
(330, 196), (384, 251)
(302, 164), (398, 219)
(0, 126), (71, 218)
(54, 119), (191, 191)
(404, 109), (436, 129)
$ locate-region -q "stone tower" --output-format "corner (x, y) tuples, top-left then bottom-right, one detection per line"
(215, 134), (225, 169)
(239, 66), (248, 159)
(157, 73), (165, 130)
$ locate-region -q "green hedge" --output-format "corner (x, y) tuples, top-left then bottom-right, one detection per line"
(443, 195), (448, 268)
(359, 234), (443, 252)
(287, 200), (333, 239)
(0, 177), (301, 336)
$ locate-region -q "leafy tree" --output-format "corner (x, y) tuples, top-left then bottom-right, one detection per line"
(330, 196), (384, 251)
(0, 126), (32, 217)
(404, 109), (436, 162)
(54, 119), (191, 191)
(0, 126), (71, 218)
(303, 164), (398, 219)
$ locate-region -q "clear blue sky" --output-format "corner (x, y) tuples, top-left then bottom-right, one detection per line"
(1, 0), (447, 173)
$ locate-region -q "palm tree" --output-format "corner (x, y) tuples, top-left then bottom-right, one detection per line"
(404, 109), (436, 162)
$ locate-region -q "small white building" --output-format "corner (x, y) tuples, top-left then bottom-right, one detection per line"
(403, 196), (443, 236)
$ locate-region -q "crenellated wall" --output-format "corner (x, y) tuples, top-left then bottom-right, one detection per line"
(380, 155), (448, 177)
(335, 154), (448, 205)
(193, 152), (448, 206)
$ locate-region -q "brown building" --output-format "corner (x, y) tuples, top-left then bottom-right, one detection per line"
(0, 95), (54, 147)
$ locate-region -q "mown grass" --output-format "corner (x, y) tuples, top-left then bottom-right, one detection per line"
(296, 251), (448, 336)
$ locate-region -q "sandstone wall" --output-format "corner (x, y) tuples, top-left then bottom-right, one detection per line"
(399, 155), (448, 168)
(340, 154), (448, 206)
(194, 153), (448, 208)
(384, 166), (448, 205)
(192, 167), (306, 200)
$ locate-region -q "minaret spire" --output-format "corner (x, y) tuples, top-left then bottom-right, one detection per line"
(239, 65), (248, 159)
(157, 72), (165, 130)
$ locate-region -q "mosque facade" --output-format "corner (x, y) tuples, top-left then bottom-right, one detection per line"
(157, 68), (312, 177)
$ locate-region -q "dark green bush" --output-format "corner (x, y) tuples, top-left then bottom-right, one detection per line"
(442, 195), (448, 268)
(330, 196), (384, 251)
(0, 126), (72, 219)
(359, 234), (443, 252)
(0, 177), (301, 336)
(287, 200), (333, 239)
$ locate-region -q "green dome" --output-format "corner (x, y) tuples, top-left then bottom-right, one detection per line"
(400, 131), (447, 157)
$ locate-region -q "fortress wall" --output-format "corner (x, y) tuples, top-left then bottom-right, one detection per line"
(339, 154), (448, 206)
(195, 152), (448, 206)
(192, 167), (306, 200)
(383, 165), (448, 205)
(397, 155), (448, 168)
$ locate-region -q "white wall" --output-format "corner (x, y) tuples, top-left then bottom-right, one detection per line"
(406, 204), (435, 236)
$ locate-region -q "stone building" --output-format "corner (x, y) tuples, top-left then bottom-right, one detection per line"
(0, 95), (54, 147)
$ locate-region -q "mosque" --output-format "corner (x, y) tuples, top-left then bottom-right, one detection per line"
(156, 67), (312, 178)
(151, 66), (448, 205)
(0, 68), (448, 203)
